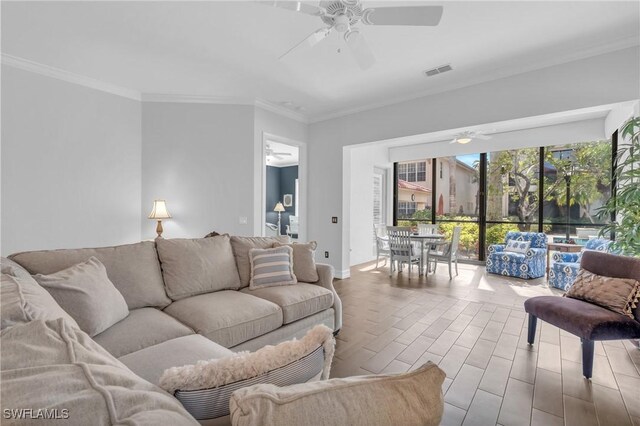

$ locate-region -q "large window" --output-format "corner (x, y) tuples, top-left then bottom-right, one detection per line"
(399, 161), (427, 182)
(542, 141), (611, 243)
(394, 139), (613, 261)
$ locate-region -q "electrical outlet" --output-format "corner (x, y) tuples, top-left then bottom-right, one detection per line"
(239, 216), (248, 225)
(324, 251), (329, 258)
(331, 217), (338, 224)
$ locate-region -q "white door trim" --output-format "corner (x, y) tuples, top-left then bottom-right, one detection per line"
(260, 132), (307, 241)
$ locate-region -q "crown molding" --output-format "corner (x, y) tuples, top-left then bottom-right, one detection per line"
(254, 99), (308, 124)
(141, 93), (254, 106)
(142, 94), (309, 123)
(1, 53), (141, 101)
(308, 36), (640, 124)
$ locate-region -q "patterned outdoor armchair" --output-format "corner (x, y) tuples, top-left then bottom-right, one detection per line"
(487, 232), (547, 279)
(548, 238), (612, 290)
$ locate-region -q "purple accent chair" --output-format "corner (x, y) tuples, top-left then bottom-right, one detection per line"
(524, 251), (640, 379)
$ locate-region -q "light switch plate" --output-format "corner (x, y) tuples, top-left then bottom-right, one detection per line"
(239, 216), (248, 225)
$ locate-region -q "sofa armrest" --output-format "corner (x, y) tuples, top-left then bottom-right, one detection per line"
(526, 247), (546, 258)
(312, 263), (342, 332)
(552, 252), (581, 263)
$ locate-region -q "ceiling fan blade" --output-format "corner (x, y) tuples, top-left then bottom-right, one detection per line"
(279, 27), (332, 60)
(450, 138), (459, 144)
(362, 6), (443, 26)
(261, 1), (325, 16)
(344, 30), (376, 70)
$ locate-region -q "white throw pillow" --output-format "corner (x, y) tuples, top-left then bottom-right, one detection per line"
(505, 239), (531, 254)
(33, 257), (129, 336)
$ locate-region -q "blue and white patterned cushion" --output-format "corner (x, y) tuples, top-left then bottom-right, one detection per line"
(505, 240), (531, 254)
(248, 246), (297, 289)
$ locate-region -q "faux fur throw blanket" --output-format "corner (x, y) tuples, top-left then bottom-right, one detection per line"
(159, 325), (335, 394)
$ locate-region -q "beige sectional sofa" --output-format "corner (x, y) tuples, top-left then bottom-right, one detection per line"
(4, 235), (341, 391)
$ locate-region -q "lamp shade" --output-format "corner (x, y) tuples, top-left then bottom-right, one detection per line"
(148, 200), (172, 219)
(274, 202), (285, 212)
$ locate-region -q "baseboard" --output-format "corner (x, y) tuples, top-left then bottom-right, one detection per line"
(334, 269), (351, 280)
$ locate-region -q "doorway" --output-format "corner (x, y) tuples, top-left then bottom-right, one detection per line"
(261, 134), (306, 241)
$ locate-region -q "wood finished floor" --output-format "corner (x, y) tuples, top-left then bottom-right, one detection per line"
(329, 260), (640, 426)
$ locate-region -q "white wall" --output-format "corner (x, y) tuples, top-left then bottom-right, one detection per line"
(348, 143), (391, 266)
(1, 66), (142, 255)
(308, 47), (640, 276)
(141, 102), (255, 239)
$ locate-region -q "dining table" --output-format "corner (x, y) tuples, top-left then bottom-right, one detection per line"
(410, 233), (446, 275)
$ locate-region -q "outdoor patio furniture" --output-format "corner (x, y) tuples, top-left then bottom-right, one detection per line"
(387, 226), (421, 279)
(549, 238), (612, 290)
(486, 232), (547, 279)
(374, 224), (390, 268)
(524, 251), (640, 379)
(417, 224), (438, 235)
(426, 226), (461, 279)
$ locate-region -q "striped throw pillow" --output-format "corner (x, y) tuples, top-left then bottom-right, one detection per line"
(249, 246), (297, 289)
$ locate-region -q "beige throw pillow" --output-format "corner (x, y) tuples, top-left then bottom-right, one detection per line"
(249, 246), (297, 289)
(156, 235), (241, 300)
(273, 241), (319, 283)
(565, 268), (640, 318)
(33, 257), (129, 336)
(229, 361), (446, 426)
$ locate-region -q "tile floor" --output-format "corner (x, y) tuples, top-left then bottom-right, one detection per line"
(329, 260), (640, 426)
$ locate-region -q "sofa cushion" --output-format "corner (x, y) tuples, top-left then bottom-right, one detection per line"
(119, 335), (234, 386)
(273, 241), (320, 283)
(159, 325), (335, 421)
(230, 236), (290, 288)
(0, 319), (198, 426)
(163, 291), (283, 348)
(241, 283), (333, 324)
(93, 307), (194, 358)
(524, 295), (640, 341)
(229, 361), (446, 426)
(9, 241), (171, 310)
(249, 246), (297, 289)
(156, 236), (241, 300)
(33, 257), (129, 337)
(1, 271), (80, 330)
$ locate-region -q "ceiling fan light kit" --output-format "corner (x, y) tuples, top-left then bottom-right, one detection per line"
(267, 0), (444, 70)
(450, 131), (493, 145)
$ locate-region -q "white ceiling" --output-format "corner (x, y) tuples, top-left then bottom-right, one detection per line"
(266, 140), (300, 167)
(2, 1), (638, 121)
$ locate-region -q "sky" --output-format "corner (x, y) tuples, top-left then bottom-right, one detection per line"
(457, 154), (479, 167)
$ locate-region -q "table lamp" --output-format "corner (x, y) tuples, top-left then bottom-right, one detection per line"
(274, 202), (285, 236)
(148, 200), (172, 238)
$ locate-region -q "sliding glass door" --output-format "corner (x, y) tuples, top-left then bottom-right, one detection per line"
(393, 138), (613, 262)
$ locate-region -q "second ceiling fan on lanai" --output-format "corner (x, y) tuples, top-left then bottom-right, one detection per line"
(265, 0), (444, 70)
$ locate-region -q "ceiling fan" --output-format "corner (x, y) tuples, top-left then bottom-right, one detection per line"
(450, 131), (492, 145)
(265, 1), (444, 70)
(266, 144), (293, 160)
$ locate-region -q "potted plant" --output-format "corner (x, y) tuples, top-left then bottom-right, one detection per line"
(597, 116), (640, 256)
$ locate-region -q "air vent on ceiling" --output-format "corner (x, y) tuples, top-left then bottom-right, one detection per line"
(424, 64), (453, 77)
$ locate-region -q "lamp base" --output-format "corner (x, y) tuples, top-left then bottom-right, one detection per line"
(156, 220), (164, 238)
